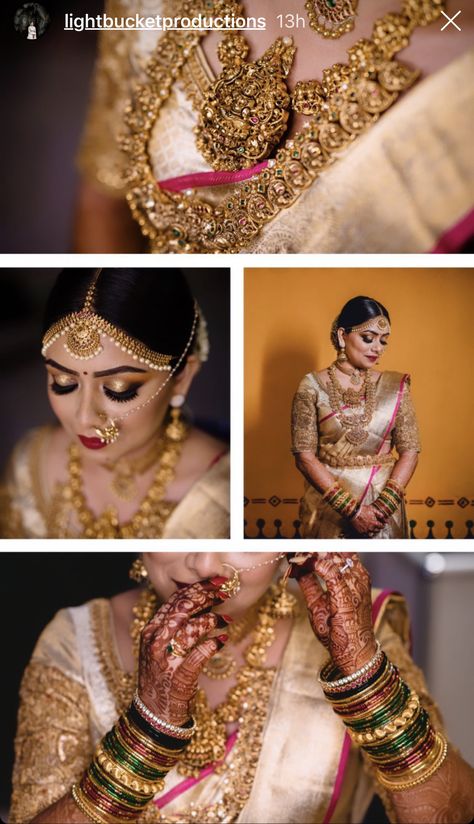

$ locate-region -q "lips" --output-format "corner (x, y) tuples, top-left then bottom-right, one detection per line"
(78, 435), (107, 450)
(366, 356), (378, 362)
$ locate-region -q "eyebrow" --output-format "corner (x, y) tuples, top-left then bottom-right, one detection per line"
(44, 359), (148, 377)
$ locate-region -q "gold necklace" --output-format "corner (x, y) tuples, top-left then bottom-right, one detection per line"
(305, 0), (359, 39)
(327, 364), (377, 444)
(49, 425), (187, 538)
(201, 600), (261, 680)
(106, 435), (167, 501)
(120, 0), (444, 253)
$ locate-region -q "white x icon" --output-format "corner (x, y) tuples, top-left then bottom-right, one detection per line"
(441, 10), (462, 31)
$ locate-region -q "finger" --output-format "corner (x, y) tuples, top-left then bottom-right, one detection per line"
(144, 579), (229, 639)
(179, 635), (229, 679)
(172, 611), (232, 651)
(312, 555), (353, 605)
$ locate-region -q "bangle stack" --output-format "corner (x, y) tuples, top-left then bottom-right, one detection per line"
(319, 648), (448, 792)
(322, 482), (360, 520)
(373, 479), (405, 523)
(72, 698), (195, 823)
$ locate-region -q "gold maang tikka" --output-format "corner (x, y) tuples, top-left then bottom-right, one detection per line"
(41, 270), (174, 372)
(194, 10), (296, 171)
(305, 0), (359, 39)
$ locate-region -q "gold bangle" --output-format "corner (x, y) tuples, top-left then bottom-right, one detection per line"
(336, 676), (403, 717)
(96, 747), (164, 795)
(328, 663), (397, 707)
(121, 714), (184, 758)
(352, 694), (420, 745)
(376, 733), (448, 790)
(92, 757), (155, 802)
(115, 722), (178, 766)
(71, 784), (114, 824)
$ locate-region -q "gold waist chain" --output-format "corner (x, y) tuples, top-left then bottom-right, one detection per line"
(120, 0), (445, 253)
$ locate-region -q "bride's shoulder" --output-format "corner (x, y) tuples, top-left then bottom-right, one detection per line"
(181, 427), (228, 471)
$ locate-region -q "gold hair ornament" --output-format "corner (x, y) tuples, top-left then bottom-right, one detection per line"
(42, 271), (174, 371)
(350, 315), (391, 335)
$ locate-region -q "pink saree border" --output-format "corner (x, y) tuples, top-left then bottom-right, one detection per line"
(358, 374), (408, 505)
(430, 206), (474, 253)
(158, 161), (269, 192)
(322, 589), (398, 824)
(154, 730), (238, 809)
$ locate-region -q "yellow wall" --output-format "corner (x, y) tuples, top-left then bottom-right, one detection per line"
(244, 268), (474, 539)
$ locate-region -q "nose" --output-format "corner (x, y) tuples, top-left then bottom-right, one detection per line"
(74, 382), (103, 433)
(186, 553), (227, 581)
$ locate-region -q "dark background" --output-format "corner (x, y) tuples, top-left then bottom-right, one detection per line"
(0, 268), (230, 474)
(1, 1), (102, 252)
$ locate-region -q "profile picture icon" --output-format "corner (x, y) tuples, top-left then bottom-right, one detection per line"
(14, 3), (50, 40)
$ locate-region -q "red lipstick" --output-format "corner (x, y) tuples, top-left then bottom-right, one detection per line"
(78, 435), (107, 450)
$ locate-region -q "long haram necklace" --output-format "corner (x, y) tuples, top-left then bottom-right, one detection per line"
(120, 0), (444, 253)
(48, 425), (188, 538)
(327, 364), (376, 445)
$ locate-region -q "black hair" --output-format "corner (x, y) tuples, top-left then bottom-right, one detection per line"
(331, 296), (390, 348)
(14, 3), (50, 36)
(43, 269), (197, 372)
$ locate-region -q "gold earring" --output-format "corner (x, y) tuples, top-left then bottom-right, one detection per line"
(305, 0), (359, 39)
(165, 394), (187, 442)
(129, 557), (148, 583)
(336, 347), (348, 363)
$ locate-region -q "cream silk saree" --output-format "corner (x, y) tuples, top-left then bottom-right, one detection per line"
(291, 371), (421, 539)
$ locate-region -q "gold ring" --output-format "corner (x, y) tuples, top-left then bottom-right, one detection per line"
(166, 638), (187, 657)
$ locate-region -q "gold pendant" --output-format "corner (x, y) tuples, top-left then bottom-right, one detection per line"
(195, 33), (296, 171)
(346, 426), (369, 445)
(202, 650), (237, 680)
(305, 0), (359, 39)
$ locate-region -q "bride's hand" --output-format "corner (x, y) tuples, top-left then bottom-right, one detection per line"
(293, 553), (377, 676)
(351, 504), (385, 536)
(138, 579), (232, 726)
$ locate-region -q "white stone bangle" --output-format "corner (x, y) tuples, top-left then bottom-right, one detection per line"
(318, 640), (383, 688)
(133, 691), (195, 739)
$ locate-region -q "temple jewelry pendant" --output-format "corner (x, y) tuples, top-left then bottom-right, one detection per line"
(304, 0), (359, 39)
(345, 425), (369, 445)
(195, 33), (296, 171)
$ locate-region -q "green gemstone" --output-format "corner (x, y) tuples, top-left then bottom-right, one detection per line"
(326, 0), (337, 7)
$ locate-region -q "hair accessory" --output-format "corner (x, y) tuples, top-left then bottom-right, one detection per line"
(350, 315), (391, 335)
(42, 270), (175, 371)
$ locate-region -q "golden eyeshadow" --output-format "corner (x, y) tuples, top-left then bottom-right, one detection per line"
(54, 373), (77, 386)
(106, 378), (132, 392)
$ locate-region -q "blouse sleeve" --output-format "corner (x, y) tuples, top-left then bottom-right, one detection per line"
(9, 612), (93, 823)
(291, 375), (318, 454)
(392, 376), (421, 454)
(76, 0), (134, 196)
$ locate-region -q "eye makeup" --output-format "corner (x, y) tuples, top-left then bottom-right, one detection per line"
(103, 382), (143, 403)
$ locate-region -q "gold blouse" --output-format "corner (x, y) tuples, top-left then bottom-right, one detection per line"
(77, 0), (474, 253)
(9, 591), (444, 824)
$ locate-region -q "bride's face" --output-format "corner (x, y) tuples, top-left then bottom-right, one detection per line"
(143, 552), (286, 616)
(44, 336), (197, 462)
(341, 322), (390, 370)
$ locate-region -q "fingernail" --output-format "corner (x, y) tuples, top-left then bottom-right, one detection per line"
(216, 614), (232, 627)
(209, 576), (229, 587)
(221, 614), (234, 623)
(216, 634), (228, 646)
(215, 590), (231, 601)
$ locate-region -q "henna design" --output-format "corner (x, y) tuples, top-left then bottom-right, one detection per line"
(297, 553), (377, 675)
(391, 750), (474, 824)
(137, 581), (228, 726)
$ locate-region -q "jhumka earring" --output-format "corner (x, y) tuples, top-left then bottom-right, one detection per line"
(336, 346), (348, 364)
(165, 394), (187, 442)
(304, 0), (359, 39)
(129, 557), (149, 583)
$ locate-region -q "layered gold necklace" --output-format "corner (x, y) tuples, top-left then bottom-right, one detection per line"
(327, 363), (377, 445)
(47, 425), (188, 538)
(120, 0), (444, 253)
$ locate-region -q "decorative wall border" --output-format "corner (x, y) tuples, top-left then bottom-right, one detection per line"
(243, 518), (474, 540)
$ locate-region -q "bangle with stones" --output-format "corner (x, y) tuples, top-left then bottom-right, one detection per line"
(319, 641), (382, 689)
(133, 691), (195, 739)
